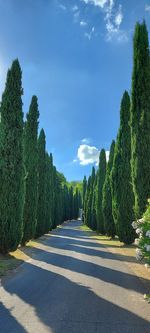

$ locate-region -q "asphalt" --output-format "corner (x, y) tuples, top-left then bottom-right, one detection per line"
(0, 220), (150, 333)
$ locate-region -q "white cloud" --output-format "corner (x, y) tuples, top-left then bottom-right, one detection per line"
(77, 144), (99, 165)
(145, 4), (150, 11)
(115, 5), (123, 27)
(72, 5), (79, 12)
(75, 144), (110, 166)
(84, 26), (95, 40)
(80, 20), (88, 26)
(73, 10), (80, 22)
(81, 138), (91, 144)
(82, 0), (107, 8)
(81, 0), (127, 42)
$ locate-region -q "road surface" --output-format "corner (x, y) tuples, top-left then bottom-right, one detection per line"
(0, 220), (150, 333)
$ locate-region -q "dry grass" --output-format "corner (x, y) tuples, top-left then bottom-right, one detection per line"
(0, 239), (40, 277)
(91, 234), (150, 285)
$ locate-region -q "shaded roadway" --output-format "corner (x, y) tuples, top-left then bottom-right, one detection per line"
(0, 220), (150, 333)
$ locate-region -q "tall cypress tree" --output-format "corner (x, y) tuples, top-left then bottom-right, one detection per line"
(131, 21), (150, 217)
(102, 140), (116, 238)
(45, 153), (52, 233)
(35, 129), (46, 238)
(0, 59), (24, 253)
(111, 91), (135, 244)
(87, 167), (95, 229)
(73, 188), (79, 219)
(82, 176), (87, 208)
(69, 186), (74, 220)
(22, 96), (39, 244)
(96, 149), (106, 234)
(84, 176), (91, 226)
(91, 174), (97, 231)
(49, 153), (55, 229)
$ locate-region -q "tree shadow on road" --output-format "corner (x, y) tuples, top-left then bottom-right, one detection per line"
(1, 261), (150, 333)
(32, 234), (138, 265)
(0, 301), (28, 333)
(20, 245), (150, 295)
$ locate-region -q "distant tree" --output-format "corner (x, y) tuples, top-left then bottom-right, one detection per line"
(91, 170), (97, 231)
(111, 91), (135, 244)
(131, 21), (150, 217)
(96, 150), (106, 234)
(73, 188), (79, 219)
(0, 60), (24, 253)
(63, 184), (70, 221)
(35, 129), (46, 238)
(84, 176), (91, 226)
(22, 96), (39, 244)
(82, 176), (87, 208)
(87, 167), (95, 229)
(69, 186), (74, 220)
(102, 140), (116, 238)
(45, 153), (53, 233)
(49, 153), (54, 229)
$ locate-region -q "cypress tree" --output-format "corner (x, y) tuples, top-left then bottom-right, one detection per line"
(91, 174), (97, 231)
(45, 153), (52, 233)
(73, 188), (79, 219)
(87, 167), (95, 229)
(49, 153), (55, 229)
(84, 176), (91, 226)
(63, 184), (70, 221)
(102, 140), (116, 238)
(82, 176), (87, 208)
(53, 168), (64, 227)
(78, 191), (82, 210)
(69, 186), (74, 220)
(35, 129), (46, 238)
(96, 149), (106, 234)
(131, 21), (150, 217)
(22, 96), (39, 244)
(0, 59), (24, 253)
(111, 91), (135, 244)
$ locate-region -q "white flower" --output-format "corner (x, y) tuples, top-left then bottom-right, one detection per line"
(138, 218), (145, 224)
(146, 230), (150, 238)
(139, 233), (143, 239)
(136, 228), (142, 235)
(136, 248), (143, 260)
(134, 238), (140, 246)
(132, 221), (138, 229)
(146, 245), (150, 252)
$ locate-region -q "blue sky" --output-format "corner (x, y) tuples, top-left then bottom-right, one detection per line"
(0, 0), (150, 181)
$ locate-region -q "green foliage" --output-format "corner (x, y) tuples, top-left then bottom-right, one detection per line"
(96, 149), (106, 234)
(82, 176), (87, 207)
(45, 153), (53, 233)
(102, 140), (116, 238)
(131, 21), (150, 217)
(22, 96), (39, 244)
(84, 167), (97, 229)
(69, 186), (74, 220)
(84, 176), (91, 225)
(70, 181), (83, 194)
(0, 59), (24, 253)
(111, 91), (135, 244)
(91, 173), (97, 231)
(35, 129), (46, 238)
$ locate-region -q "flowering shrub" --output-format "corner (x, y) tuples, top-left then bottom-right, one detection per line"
(132, 201), (150, 302)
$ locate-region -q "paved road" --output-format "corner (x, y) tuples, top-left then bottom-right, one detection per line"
(0, 220), (150, 333)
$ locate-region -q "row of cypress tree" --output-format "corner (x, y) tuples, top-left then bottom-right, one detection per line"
(0, 59), (82, 254)
(83, 20), (150, 244)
